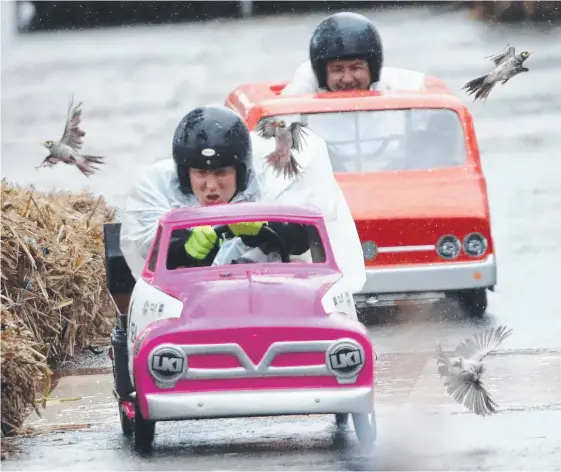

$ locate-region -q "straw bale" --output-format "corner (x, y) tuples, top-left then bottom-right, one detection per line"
(1, 180), (116, 437)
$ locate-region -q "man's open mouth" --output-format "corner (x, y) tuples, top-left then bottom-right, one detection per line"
(205, 194), (221, 204)
(338, 84), (359, 91)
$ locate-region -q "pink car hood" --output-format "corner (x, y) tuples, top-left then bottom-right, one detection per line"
(154, 265), (342, 328)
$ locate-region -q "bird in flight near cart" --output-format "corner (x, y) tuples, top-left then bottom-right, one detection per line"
(255, 117), (309, 179)
(462, 44), (535, 102)
(436, 324), (513, 416)
(36, 94), (106, 177)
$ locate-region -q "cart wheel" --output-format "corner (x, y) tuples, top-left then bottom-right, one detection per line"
(454, 288), (488, 318)
(119, 403), (134, 436)
(134, 405), (155, 452)
(335, 413), (349, 426)
(352, 412), (376, 446)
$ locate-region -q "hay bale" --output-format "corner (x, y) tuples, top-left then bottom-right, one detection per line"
(0, 180), (116, 437)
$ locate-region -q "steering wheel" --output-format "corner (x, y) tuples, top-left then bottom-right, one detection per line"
(213, 224), (291, 263)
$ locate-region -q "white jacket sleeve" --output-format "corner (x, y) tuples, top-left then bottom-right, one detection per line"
(251, 130), (366, 294)
(280, 60), (321, 96)
(119, 160), (180, 279)
(297, 135), (366, 293)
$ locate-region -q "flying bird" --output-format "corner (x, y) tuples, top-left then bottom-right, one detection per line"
(254, 118), (309, 179)
(36, 94), (106, 177)
(462, 45), (535, 102)
(436, 325), (513, 416)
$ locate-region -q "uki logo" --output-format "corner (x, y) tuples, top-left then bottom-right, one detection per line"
(326, 339), (365, 379)
(153, 354), (183, 373)
(149, 345), (186, 383)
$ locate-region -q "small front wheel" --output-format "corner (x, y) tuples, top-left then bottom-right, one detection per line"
(134, 405), (155, 452)
(454, 288), (488, 318)
(119, 403), (134, 436)
(352, 412), (376, 446)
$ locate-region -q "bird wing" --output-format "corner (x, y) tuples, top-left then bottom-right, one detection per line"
(485, 44), (516, 67)
(454, 325), (513, 362)
(254, 118), (278, 139)
(288, 122), (309, 152)
(445, 377), (498, 416)
(60, 93), (86, 151)
(35, 154), (57, 169)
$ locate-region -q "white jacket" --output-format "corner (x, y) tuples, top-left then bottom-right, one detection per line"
(119, 130), (366, 294)
(281, 60), (427, 96)
(251, 130), (366, 294)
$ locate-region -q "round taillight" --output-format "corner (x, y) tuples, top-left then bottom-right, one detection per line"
(463, 232), (488, 257)
(436, 235), (461, 260)
(361, 241), (378, 260)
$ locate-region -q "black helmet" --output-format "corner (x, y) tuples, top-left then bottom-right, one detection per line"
(309, 12), (383, 90)
(172, 105), (253, 195)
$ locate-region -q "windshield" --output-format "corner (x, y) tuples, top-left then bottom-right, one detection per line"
(260, 108), (467, 173)
(164, 221), (327, 270)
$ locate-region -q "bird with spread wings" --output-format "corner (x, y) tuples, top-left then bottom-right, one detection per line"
(254, 118), (309, 179)
(436, 325), (513, 416)
(37, 94), (106, 177)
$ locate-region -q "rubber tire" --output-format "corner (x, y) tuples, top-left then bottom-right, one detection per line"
(133, 405), (155, 452)
(111, 326), (135, 398)
(335, 413), (349, 426)
(352, 413), (376, 446)
(112, 351), (134, 438)
(456, 288), (488, 318)
(119, 403), (134, 436)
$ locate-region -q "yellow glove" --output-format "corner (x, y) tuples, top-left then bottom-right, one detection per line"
(228, 221), (267, 237)
(184, 226), (218, 260)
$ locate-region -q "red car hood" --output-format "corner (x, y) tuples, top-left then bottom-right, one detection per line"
(336, 168), (489, 221)
(155, 266), (342, 326)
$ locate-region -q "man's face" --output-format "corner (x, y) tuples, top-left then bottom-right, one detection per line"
(189, 166), (237, 206)
(326, 58), (371, 91)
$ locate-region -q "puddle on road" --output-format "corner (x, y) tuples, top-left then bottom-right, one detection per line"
(25, 374), (117, 430)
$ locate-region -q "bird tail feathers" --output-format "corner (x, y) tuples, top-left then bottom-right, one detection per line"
(76, 155), (106, 177)
(265, 150), (301, 179)
(76, 162), (97, 177)
(462, 74), (496, 102)
(75, 156), (104, 177)
(82, 155), (105, 164)
(462, 74), (487, 93)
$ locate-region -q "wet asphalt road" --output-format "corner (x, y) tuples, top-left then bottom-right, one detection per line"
(2, 4), (561, 470)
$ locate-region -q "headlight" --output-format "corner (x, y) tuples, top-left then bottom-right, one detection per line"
(463, 232), (488, 257)
(325, 338), (365, 384)
(361, 241), (378, 260)
(436, 235), (461, 260)
(148, 344), (186, 388)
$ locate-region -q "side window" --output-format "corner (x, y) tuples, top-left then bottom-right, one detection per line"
(307, 226), (326, 263)
(147, 226), (162, 272)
